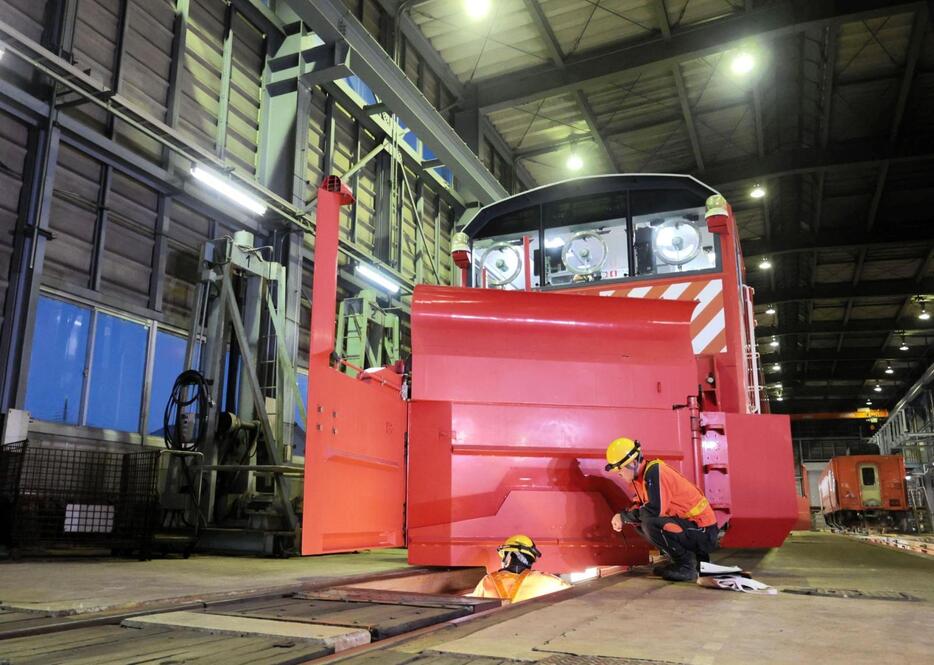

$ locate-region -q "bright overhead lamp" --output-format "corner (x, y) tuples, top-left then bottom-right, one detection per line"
(464, 0), (491, 20)
(772, 363), (781, 371)
(731, 51), (755, 75)
(919, 305), (931, 321)
(865, 399), (873, 406)
(758, 257), (772, 270)
(750, 184), (766, 199)
(885, 364), (894, 375)
(566, 153), (584, 171)
(765, 305), (776, 315)
(190, 166), (266, 215)
(776, 394), (784, 402)
(356, 263), (400, 294)
(905, 475), (912, 481)
(873, 383), (882, 393)
(899, 335), (910, 351)
(769, 336), (779, 348)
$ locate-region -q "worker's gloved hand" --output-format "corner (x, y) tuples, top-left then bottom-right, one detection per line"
(620, 508), (641, 525)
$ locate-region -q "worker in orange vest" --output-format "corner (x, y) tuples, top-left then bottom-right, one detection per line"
(470, 534), (571, 603)
(604, 437), (719, 582)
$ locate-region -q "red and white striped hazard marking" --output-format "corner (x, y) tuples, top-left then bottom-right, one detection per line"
(599, 280), (727, 355)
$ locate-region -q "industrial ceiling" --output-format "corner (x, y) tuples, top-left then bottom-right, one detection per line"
(398, 0), (934, 414)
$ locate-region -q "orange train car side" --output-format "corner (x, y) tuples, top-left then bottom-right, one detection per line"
(818, 455), (910, 529)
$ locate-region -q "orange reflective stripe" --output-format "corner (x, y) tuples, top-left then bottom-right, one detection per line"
(508, 570), (531, 602)
(490, 573), (510, 599)
(489, 570), (532, 602)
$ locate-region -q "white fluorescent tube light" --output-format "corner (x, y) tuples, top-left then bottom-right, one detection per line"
(356, 263), (400, 294)
(190, 166), (267, 216)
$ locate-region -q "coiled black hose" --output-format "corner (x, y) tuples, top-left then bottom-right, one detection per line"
(163, 369), (209, 451)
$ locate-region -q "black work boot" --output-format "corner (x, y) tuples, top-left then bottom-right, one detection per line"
(661, 552), (698, 582)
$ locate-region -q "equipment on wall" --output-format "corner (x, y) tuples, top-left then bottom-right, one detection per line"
(162, 230), (304, 556)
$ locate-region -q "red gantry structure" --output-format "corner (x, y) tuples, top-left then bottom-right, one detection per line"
(303, 174), (798, 573)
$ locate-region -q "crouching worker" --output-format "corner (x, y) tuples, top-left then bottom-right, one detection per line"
(605, 437), (719, 582)
(470, 535), (570, 603)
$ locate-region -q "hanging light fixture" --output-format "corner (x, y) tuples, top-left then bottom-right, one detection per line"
(758, 257), (772, 270)
(566, 152), (584, 171)
(865, 399), (873, 406)
(765, 305), (776, 315)
(772, 363), (781, 371)
(190, 166), (267, 215)
(750, 184), (766, 199)
(730, 51), (756, 75)
(899, 335), (910, 351)
(885, 364), (894, 375)
(769, 336), (779, 348)
(464, 0), (491, 19)
(873, 382), (882, 393)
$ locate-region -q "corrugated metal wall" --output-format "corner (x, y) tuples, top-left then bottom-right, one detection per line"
(0, 0), (475, 433)
(0, 111), (29, 332)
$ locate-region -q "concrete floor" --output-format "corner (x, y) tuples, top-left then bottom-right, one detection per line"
(0, 548), (412, 614)
(3, 532), (933, 664)
(365, 532), (934, 665)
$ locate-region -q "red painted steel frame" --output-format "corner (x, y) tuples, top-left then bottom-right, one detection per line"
(406, 193), (797, 570)
(302, 177), (407, 555)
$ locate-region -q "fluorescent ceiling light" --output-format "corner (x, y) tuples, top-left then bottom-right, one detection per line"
(464, 0), (491, 19)
(731, 51), (755, 75)
(190, 166), (266, 216)
(356, 263), (400, 294)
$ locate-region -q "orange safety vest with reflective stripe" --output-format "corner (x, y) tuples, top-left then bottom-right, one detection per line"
(471, 569), (570, 603)
(632, 459), (717, 527)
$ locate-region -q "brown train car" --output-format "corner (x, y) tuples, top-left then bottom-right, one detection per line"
(819, 455), (910, 530)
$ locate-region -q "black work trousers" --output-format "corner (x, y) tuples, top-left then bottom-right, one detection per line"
(635, 515), (718, 562)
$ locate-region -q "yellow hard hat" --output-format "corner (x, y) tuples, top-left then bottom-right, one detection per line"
(605, 437), (641, 472)
(497, 534), (542, 562)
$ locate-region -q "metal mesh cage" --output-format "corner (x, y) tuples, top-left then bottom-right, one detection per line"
(0, 442), (159, 556)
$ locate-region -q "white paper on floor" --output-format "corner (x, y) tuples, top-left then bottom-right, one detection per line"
(697, 574), (778, 595)
(699, 562), (743, 575)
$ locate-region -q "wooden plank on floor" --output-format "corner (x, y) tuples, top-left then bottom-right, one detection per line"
(61, 628), (239, 665)
(0, 624), (159, 660)
(300, 588), (500, 612)
(211, 599), (468, 639)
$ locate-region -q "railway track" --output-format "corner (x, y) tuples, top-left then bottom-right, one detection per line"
(0, 566), (500, 664)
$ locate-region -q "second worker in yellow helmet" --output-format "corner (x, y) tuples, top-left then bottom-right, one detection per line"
(604, 437), (720, 582)
(470, 535), (571, 603)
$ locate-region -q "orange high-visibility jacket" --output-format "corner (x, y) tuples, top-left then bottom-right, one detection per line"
(471, 569), (570, 603)
(632, 459), (717, 527)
